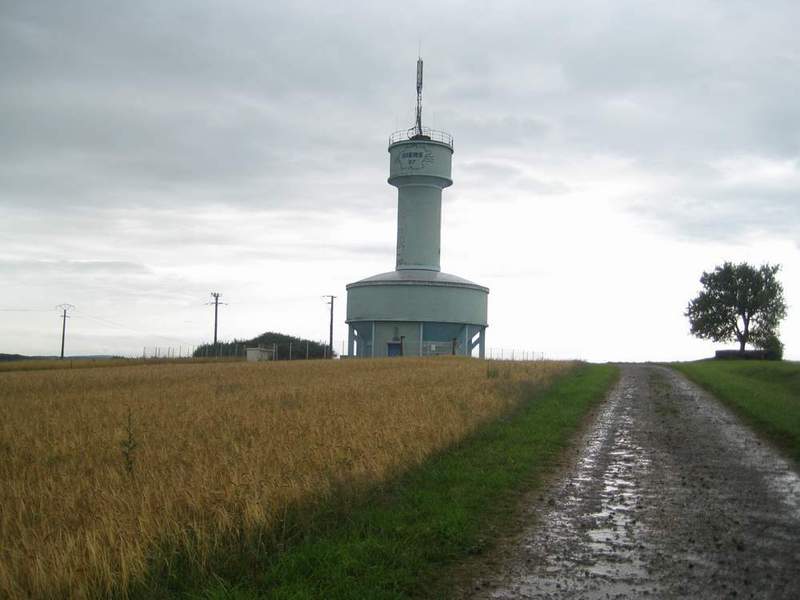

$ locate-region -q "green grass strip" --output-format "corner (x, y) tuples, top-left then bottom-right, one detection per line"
(146, 363), (616, 600)
(671, 360), (800, 462)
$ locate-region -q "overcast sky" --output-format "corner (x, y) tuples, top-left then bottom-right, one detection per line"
(1, 0), (798, 361)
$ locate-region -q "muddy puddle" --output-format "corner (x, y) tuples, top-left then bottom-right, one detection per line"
(460, 364), (800, 599)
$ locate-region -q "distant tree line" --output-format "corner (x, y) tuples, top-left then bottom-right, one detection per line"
(193, 331), (334, 359)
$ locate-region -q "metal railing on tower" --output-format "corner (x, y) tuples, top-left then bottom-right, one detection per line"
(389, 127), (453, 148)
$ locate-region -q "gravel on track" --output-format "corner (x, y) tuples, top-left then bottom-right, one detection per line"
(462, 364), (800, 599)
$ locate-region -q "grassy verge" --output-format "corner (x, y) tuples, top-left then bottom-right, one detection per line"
(671, 360), (800, 462)
(136, 363), (617, 599)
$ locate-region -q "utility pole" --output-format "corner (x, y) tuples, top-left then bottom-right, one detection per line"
(323, 295), (336, 359)
(56, 304), (75, 359)
(207, 292), (226, 355)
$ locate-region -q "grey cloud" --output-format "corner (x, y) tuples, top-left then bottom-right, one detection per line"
(1, 1), (399, 212)
(0, 259), (151, 275)
(1, 257), (205, 306)
(631, 187), (800, 243)
(2, 0), (799, 242)
(459, 161), (570, 196)
(513, 177), (570, 195)
(626, 152), (800, 241)
(230, 241), (395, 263)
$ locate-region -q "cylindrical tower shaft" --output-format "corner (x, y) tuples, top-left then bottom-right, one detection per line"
(396, 182), (442, 271)
(388, 138), (453, 272)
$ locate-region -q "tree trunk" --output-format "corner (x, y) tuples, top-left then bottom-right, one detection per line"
(739, 315), (750, 353)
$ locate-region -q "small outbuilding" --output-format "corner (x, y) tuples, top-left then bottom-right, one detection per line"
(246, 347), (275, 362)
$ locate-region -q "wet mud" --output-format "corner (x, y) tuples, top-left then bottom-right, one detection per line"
(461, 364), (800, 599)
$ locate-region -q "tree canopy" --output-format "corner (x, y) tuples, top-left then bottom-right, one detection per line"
(193, 332), (332, 359)
(686, 262), (787, 352)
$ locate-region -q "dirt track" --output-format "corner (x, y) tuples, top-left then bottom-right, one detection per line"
(463, 364), (800, 599)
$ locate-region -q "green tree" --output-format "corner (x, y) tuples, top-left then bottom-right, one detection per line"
(686, 262), (786, 353)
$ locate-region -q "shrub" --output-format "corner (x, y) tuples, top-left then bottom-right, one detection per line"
(760, 333), (784, 361)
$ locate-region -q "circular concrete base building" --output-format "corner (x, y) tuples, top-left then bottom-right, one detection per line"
(347, 268), (488, 358)
(346, 60), (488, 358)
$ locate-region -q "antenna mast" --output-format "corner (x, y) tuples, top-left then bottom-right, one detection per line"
(415, 57), (423, 136)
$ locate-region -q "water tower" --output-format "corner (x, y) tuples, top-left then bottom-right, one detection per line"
(346, 59), (488, 358)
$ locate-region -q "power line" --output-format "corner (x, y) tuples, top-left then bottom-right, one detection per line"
(73, 313), (131, 330)
(71, 312), (195, 344)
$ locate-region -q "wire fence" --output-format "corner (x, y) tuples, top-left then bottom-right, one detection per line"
(139, 340), (336, 361)
(141, 346), (201, 359)
(485, 348), (548, 361)
(141, 344), (252, 360)
(135, 344), (553, 361)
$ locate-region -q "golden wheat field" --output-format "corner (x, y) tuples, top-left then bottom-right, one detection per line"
(0, 357), (573, 598)
(0, 356), (225, 373)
